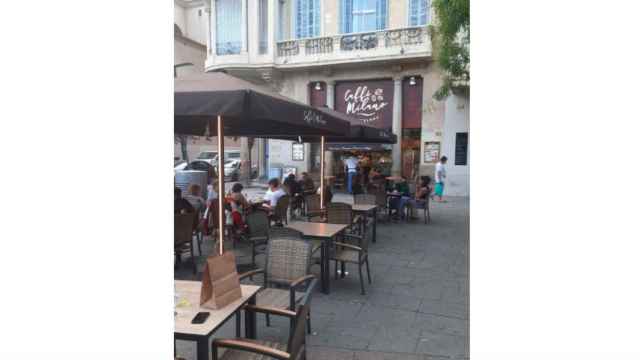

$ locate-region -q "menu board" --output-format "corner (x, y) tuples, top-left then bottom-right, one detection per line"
(455, 133), (468, 166)
(292, 143), (304, 161)
(423, 141), (440, 163)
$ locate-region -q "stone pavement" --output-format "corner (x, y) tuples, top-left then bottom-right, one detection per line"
(175, 193), (469, 360)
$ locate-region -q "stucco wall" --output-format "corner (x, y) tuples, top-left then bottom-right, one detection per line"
(441, 94), (470, 196)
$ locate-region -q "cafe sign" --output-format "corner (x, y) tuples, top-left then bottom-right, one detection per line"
(335, 80), (394, 129)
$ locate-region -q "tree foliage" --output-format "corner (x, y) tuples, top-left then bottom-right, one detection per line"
(430, 0), (470, 100)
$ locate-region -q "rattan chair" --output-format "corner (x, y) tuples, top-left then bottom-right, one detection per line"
(330, 228), (372, 295)
(212, 304), (310, 360)
(271, 195), (290, 226)
(304, 194), (325, 222)
(239, 238), (317, 333)
(268, 227), (303, 240)
(354, 194), (376, 228)
(244, 211), (270, 268)
(326, 202), (360, 235)
(174, 213), (197, 274)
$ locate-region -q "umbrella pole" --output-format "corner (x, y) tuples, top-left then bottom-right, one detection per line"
(217, 115), (225, 255)
(320, 136), (325, 209)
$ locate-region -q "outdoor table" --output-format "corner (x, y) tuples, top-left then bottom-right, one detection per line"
(174, 281), (261, 360)
(285, 221), (348, 294)
(351, 204), (378, 243)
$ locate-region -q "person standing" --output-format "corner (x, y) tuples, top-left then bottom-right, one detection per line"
(344, 153), (359, 194)
(434, 156), (448, 202)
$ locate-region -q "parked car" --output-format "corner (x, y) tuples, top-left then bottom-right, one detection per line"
(196, 151), (218, 166)
(223, 159), (240, 181)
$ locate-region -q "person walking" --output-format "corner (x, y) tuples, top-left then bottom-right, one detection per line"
(344, 153), (359, 194)
(434, 156), (448, 202)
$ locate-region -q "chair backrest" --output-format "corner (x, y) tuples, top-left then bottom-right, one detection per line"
(354, 194), (376, 205)
(266, 238), (311, 285)
(268, 227), (303, 240)
(305, 194), (321, 213)
(373, 190), (387, 208)
(274, 195), (290, 220)
(246, 211), (269, 239)
(287, 304), (310, 359)
(174, 213), (194, 246)
(326, 202), (353, 225)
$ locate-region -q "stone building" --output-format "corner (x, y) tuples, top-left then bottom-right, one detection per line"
(195, 0), (469, 195)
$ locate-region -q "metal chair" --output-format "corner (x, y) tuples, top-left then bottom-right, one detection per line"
(174, 213), (197, 274)
(239, 238), (317, 334)
(212, 303), (310, 360)
(244, 211), (270, 268)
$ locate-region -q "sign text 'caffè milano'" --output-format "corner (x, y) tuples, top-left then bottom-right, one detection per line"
(335, 80), (394, 130)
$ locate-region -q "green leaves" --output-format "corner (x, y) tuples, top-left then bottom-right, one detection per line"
(431, 0), (470, 100)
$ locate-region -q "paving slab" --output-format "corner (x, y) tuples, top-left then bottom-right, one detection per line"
(175, 195), (469, 360)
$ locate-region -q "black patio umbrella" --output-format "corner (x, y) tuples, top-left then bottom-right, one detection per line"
(175, 73), (350, 137)
(175, 73), (351, 255)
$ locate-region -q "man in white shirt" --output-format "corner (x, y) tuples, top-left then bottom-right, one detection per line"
(263, 178), (286, 211)
(344, 153), (359, 194)
(434, 156), (448, 202)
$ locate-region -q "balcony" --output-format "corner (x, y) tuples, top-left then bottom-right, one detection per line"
(205, 26), (432, 72)
(275, 26), (431, 68)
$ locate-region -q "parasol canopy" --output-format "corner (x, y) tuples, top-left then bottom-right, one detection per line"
(175, 73), (351, 137)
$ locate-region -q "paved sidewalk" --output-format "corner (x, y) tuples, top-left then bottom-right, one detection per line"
(175, 195), (469, 360)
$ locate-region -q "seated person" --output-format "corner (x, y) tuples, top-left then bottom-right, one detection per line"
(405, 176), (433, 218)
(299, 172), (316, 193)
(389, 178), (411, 219)
(262, 178), (286, 212)
(174, 187), (195, 214)
(226, 183), (250, 233)
(283, 173), (302, 196)
(183, 184), (206, 214)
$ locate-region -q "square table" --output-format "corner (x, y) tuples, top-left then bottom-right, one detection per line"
(351, 204), (378, 243)
(174, 281), (261, 360)
(285, 221), (347, 294)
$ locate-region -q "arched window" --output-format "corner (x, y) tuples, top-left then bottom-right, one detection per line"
(340, 0), (387, 34)
(409, 0), (430, 26)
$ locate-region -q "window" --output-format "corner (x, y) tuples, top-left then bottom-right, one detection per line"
(455, 132), (468, 166)
(409, 0), (430, 26)
(216, 0), (242, 55)
(340, 0), (387, 33)
(295, 0), (320, 39)
(259, 0), (269, 53)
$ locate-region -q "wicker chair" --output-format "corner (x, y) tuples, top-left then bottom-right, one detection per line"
(239, 238), (317, 333)
(244, 211), (270, 268)
(271, 195), (290, 226)
(330, 226), (372, 295)
(354, 194), (376, 228)
(174, 213), (197, 274)
(326, 202), (360, 235)
(304, 194), (325, 222)
(268, 227), (303, 240)
(212, 304), (310, 360)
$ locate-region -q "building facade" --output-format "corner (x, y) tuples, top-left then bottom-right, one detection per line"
(199, 0), (469, 195)
(174, 0), (245, 163)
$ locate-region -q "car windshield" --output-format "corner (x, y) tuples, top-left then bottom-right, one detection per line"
(224, 160), (235, 165)
(198, 152), (217, 159)
(226, 152), (240, 159)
